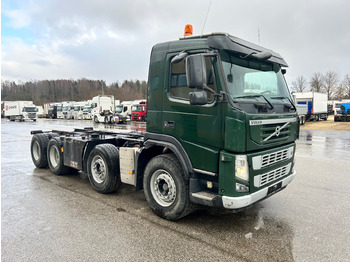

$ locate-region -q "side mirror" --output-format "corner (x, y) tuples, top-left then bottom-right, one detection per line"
(186, 54), (207, 88)
(189, 91), (208, 105)
(171, 51), (188, 64)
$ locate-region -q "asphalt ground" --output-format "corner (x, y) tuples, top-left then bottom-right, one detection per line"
(1, 118), (350, 261)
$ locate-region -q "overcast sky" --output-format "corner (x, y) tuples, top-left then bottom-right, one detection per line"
(1, 0), (350, 87)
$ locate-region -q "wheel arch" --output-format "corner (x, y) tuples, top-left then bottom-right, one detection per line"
(136, 133), (194, 190)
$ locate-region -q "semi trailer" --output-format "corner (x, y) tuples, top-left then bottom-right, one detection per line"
(30, 30), (298, 220)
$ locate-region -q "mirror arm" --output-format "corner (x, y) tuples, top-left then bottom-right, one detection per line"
(202, 84), (227, 101)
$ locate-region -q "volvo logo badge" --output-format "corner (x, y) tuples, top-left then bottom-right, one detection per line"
(263, 122), (290, 141)
(275, 126), (281, 137)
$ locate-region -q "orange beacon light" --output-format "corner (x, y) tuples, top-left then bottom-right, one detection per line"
(184, 24), (193, 36)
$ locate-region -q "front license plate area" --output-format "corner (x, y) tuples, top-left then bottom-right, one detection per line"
(267, 181), (282, 196)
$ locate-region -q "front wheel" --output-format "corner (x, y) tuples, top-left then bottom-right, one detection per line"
(87, 144), (121, 194)
(143, 154), (195, 220)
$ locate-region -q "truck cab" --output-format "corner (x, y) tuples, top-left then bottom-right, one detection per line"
(145, 33), (298, 211)
(131, 102), (147, 121)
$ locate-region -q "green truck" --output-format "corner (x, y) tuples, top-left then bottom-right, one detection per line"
(30, 33), (298, 220)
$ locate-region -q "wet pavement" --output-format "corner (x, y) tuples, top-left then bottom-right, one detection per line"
(1, 119), (350, 261)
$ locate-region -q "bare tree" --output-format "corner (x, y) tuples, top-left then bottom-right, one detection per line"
(291, 75), (309, 92)
(310, 72), (324, 92)
(323, 71), (338, 99)
(342, 74), (350, 99)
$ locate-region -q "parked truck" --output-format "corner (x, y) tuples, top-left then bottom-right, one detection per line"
(131, 100), (147, 121)
(62, 102), (75, 119)
(334, 103), (350, 122)
(48, 103), (61, 119)
(91, 95), (115, 123)
(293, 95), (307, 125)
(4, 101), (38, 121)
(29, 30), (298, 220)
(293, 92), (328, 121)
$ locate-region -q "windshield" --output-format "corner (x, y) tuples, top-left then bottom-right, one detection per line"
(57, 106), (62, 111)
(132, 105), (141, 111)
(221, 52), (291, 101)
(115, 105), (123, 113)
(23, 107), (36, 112)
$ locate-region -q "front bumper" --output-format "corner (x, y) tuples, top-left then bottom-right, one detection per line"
(222, 170), (296, 209)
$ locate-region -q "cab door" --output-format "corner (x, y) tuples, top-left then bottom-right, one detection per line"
(161, 54), (222, 173)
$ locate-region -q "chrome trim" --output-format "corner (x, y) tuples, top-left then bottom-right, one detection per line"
(254, 163), (291, 188)
(194, 168), (217, 176)
(222, 171), (296, 209)
(249, 117), (297, 126)
(252, 146), (294, 170)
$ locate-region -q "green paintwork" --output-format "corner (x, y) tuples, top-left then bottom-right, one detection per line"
(146, 34), (298, 199)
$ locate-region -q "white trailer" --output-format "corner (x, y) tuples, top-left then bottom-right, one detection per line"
(4, 101), (37, 121)
(293, 92), (328, 121)
(91, 95), (115, 123)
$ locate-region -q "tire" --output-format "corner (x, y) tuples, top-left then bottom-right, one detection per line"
(143, 154), (195, 220)
(315, 114), (320, 121)
(87, 144), (121, 194)
(47, 137), (74, 175)
(94, 115), (99, 123)
(30, 133), (50, 168)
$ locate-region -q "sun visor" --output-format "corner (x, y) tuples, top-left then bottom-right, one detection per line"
(207, 35), (288, 67)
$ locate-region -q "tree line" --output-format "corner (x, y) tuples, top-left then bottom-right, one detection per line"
(291, 71), (350, 100)
(1, 79), (147, 106)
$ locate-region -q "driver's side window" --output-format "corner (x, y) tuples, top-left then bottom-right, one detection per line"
(169, 57), (216, 102)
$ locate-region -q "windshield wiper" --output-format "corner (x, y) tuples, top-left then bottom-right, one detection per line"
(270, 96), (296, 111)
(232, 94), (274, 109)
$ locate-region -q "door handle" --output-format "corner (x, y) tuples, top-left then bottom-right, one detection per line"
(164, 121), (175, 128)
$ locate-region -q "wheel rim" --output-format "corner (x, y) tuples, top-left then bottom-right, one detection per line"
(49, 145), (60, 168)
(32, 141), (41, 161)
(91, 155), (107, 183)
(150, 169), (176, 207)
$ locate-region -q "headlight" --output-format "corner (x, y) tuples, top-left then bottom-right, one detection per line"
(235, 155), (249, 181)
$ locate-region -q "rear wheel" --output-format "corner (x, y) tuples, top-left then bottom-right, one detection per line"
(94, 115), (99, 123)
(87, 144), (121, 193)
(47, 137), (74, 175)
(31, 134), (50, 168)
(143, 154), (195, 220)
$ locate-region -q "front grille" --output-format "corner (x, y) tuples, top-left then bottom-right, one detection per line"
(28, 113), (36, 119)
(261, 148), (289, 168)
(254, 163), (291, 188)
(252, 146), (293, 170)
(249, 118), (297, 145)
